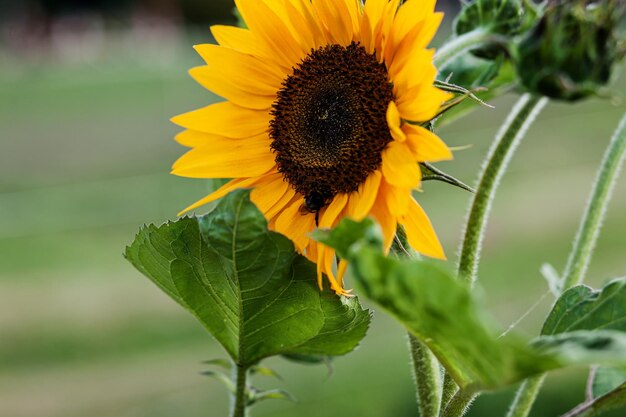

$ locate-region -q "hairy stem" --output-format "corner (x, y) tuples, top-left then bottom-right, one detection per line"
(507, 115), (626, 417)
(440, 94), (547, 415)
(441, 388), (476, 417)
(230, 364), (248, 417)
(434, 28), (490, 69)
(457, 94), (548, 285)
(393, 228), (443, 416)
(561, 114), (626, 289)
(440, 373), (459, 410)
(506, 376), (546, 417)
(409, 335), (442, 417)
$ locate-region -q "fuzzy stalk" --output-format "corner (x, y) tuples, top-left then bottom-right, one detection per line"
(457, 94), (548, 285)
(506, 114), (626, 417)
(409, 334), (443, 417)
(434, 28), (490, 69)
(440, 94), (548, 416)
(562, 114), (626, 289)
(441, 388), (476, 417)
(393, 228), (443, 417)
(230, 364), (248, 417)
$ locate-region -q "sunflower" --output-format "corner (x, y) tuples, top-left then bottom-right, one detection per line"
(171, 0), (453, 295)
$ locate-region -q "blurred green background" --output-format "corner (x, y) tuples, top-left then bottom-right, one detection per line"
(1, 1), (625, 417)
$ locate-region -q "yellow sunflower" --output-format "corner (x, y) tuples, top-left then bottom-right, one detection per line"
(172, 0), (453, 295)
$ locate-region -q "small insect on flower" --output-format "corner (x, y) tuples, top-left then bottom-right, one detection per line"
(299, 191), (330, 227)
(171, 0), (454, 295)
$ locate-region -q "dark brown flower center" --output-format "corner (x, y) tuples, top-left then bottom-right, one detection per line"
(270, 42), (394, 209)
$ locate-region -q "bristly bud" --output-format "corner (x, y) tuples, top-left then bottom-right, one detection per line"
(454, 0), (528, 59)
(516, 0), (626, 101)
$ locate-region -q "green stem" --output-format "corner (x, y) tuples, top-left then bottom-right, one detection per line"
(440, 94), (547, 416)
(506, 113), (626, 417)
(440, 373), (459, 410)
(561, 114), (626, 289)
(392, 228), (443, 417)
(434, 28), (490, 69)
(506, 376), (546, 417)
(408, 335), (442, 417)
(441, 388), (476, 417)
(457, 94), (548, 285)
(230, 364), (248, 417)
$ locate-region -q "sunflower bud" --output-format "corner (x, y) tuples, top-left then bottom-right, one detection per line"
(516, 0), (626, 101)
(454, 0), (528, 59)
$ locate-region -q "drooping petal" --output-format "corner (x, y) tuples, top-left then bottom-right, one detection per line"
(401, 197), (445, 259)
(274, 197), (316, 252)
(346, 170), (382, 220)
(403, 123), (453, 162)
(381, 140), (422, 188)
(171, 102), (270, 139)
(380, 178), (411, 217)
(250, 174), (290, 215)
(396, 83), (452, 122)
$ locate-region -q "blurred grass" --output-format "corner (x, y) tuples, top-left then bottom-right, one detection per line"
(1, 29), (626, 417)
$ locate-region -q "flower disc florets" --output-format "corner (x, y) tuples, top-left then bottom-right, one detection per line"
(270, 42), (395, 202)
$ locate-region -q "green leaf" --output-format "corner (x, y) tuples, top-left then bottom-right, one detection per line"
(532, 331), (626, 367)
(593, 367), (626, 398)
(316, 218), (626, 391)
(125, 190), (369, 367)
(315, 218), (547, 389)
(542, 278), (626, 335)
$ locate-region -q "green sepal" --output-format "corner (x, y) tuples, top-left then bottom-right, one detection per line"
(420, 162), (475, 193)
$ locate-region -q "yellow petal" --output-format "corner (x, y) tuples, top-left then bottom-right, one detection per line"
(171, 102), (270, 139)
(287, 0), (329, 48)
(311, 0), (354, 45)
(172, 134), (274, 179)
(381, 141), (421, 188)
(210, 25), (274, 61)
(386, 102), (406, 143)
(178, 176), (264, 216)
(381, 179), (411, 217)
(189, 66), (275, 110)
(361, 0), (386, 53)
(274, 196), (316, 252)
(250, 174), (290, 215)
(337, 259), (349, 289)
(369, 194), (397, 253)
(390, 48), (436, 94)
(317, 245), (343, 293)
(319, 193), (349, 228)
(193, 43), (285, 88)
(346, 170), (382, 220)
(235, 0), (306, 67)
(401, 197), (445, 259)
(403, 123), (452, 162)
(397, 84), (452, 122)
